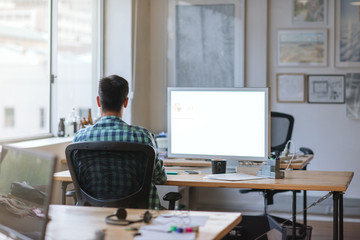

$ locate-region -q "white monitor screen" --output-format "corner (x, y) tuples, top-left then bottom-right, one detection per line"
(167, 88), (270, 161)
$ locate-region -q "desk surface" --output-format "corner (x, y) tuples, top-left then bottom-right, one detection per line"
(61, 155), (313, 169)
(163, 154), (313, 170)
(164, 168), (353, 192)
(46, 205), (241, 240)
(54, 168), (353, 192)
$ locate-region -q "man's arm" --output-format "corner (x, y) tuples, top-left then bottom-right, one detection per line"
(145, 130), (167, 184)
(153, 156), (167, 184)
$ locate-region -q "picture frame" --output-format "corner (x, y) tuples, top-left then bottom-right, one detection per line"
(278, 29), (327, 67)
(335, 0), (360, 67)
(345, 73), (360, 119)
(291, 0), (327, 25)
(276, 73), (306, 103)
(307, 75), (345, 104)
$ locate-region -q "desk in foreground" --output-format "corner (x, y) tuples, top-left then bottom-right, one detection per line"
(46, 205), (242, 240)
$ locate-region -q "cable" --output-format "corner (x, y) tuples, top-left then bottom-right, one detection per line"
(254, 192), (333, 240)
(285, 140), (296, 170)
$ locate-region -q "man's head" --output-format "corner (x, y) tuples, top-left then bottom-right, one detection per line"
(97, 75), (129, 115)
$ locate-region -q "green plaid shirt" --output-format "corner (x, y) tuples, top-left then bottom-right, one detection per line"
(73, 116), (167, 209)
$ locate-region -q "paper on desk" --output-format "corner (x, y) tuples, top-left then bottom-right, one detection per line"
(134, 231), (195, 240)
(154, 214), (208, 226)
(204, 173), (267, 181)
(134, 215), (209, 240)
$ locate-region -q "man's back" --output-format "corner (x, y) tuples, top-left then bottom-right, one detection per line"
(73, 116), (167, 209)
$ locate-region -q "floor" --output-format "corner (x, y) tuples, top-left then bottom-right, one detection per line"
(309, 220), (360, 240)
(236, 211), (360, 240)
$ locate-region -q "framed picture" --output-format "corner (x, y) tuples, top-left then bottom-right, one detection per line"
(345, 73), (360, 119)
(307, 75), (345, 103)
(291, 0), (327, 25)
(276, 73), (306, 103)
(278, 29), (327, 67)
(335, 0), (360, 67)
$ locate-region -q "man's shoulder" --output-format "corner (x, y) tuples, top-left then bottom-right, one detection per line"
(128, 124), (151, 134)
(73, 127), (90, 142)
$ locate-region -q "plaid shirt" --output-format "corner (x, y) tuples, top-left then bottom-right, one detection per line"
(73, 116), (167, 209)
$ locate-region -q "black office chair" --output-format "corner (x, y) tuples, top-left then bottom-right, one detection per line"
(270, 112), (294, 155)
(240, 112), (297, 213)
(65, 142), (156, 208)
(65, 141), (181, 209)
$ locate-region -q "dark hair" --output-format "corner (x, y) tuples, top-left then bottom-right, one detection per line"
(98, 75), (129, 112)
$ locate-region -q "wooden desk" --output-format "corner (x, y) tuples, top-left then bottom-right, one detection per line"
(163, 154), (313, 170)
(165, 169), (353, 240)
(165, 168), (352, 191)
(279, 154), (313, 170)
(53, 169), (353, 240)
(45, 205), (242, 240)
(164, 158), (212, 167)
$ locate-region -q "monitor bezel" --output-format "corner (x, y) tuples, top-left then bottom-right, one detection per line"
(167, 87), (271, 161)
(0, 145), (57, 240)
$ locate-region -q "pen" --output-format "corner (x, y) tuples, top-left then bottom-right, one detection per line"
(125, 227), (138, 231)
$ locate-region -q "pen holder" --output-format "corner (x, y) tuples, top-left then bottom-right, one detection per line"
(211, 160), (226, 174)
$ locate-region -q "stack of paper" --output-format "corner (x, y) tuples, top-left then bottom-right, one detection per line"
(204, 173), (267, 181)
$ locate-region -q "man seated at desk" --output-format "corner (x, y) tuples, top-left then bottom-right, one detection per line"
(73, 75), (167, 209)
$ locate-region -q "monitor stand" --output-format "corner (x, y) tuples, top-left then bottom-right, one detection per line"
(257, 157), (284, 179)
(226, 159), (239, 173)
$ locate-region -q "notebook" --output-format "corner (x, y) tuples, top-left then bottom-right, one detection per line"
(0, 145), (56, 240)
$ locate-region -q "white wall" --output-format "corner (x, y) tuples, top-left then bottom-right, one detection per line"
(269, 0), (360, 199)
(131, 0), (151, 128)
(105, 0), (360, 206)
(145, 0), (269, 132)
(103, 0), (133, 123)
(245, 0), (268, 87)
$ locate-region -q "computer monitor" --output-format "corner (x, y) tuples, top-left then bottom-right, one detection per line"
(0, 146), (56, 240)
(167, 88), (270, 162)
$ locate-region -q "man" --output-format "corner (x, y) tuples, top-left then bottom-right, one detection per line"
(73, 75), (167, 209)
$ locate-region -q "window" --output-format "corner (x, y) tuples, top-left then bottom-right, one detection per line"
(168, 0), (245, 87)
(0, 0), (100, 141)
(0, 0), (50, 140)
(55, 0), (100, 126)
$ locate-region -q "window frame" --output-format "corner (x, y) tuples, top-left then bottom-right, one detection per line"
(0, 0), (103, 144)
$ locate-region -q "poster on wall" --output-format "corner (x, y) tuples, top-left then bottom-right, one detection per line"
(336, 0), (360, 67)
(278, 29), (327, 67)
(345, 73), (360, 119)
(291, 0), (327, 25)
(276, 73), (306, 103)
(307, 75), (345, 103)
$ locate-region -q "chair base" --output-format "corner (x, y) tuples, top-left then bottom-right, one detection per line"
(163, 192), (182, 210)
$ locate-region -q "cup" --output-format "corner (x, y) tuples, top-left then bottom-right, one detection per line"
(211, 160), (226, 174)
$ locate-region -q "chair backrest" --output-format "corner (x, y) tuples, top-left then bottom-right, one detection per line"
(65, 142), (155, 209)
(271, 112), (294, 153)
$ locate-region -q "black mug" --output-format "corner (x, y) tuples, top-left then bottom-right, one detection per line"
(211, 160), (226, 174)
